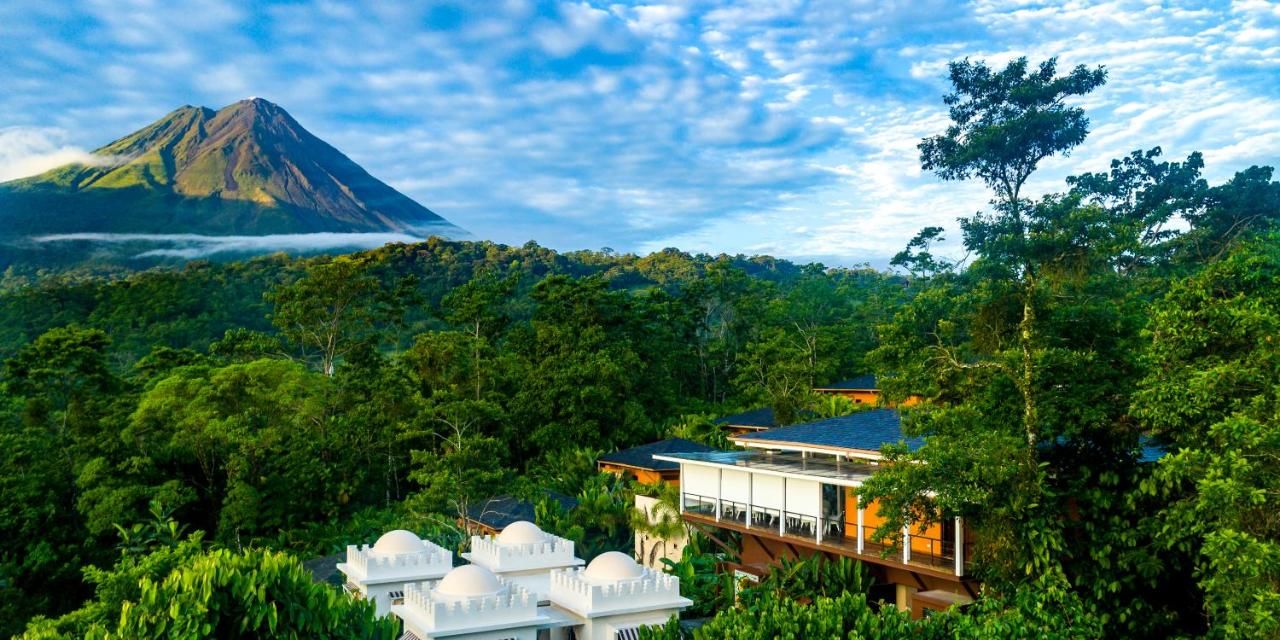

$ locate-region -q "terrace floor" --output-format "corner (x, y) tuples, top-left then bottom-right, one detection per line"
(683, 510), (969, 582)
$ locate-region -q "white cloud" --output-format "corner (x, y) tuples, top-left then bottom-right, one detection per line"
(1, 0), (1276, 264)
(0, 127), (125, 182)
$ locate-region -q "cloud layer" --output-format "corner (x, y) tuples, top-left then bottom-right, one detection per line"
(34, 232), (431, 259)
(2, 1), (1276, 264)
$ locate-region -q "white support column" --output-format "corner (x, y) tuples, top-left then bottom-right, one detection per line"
(856, 493), (864, 554)
(954, 516), (964, 577)
(816, 484), (824, 545)
(745, 473), (753, 527)
(779, 477), (787, 536)
(902, 525), (911, 564)
(679, 464), (685, 514)
(715, 469), (722, 521)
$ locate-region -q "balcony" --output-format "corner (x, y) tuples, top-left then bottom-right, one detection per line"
(681, 491), (971, 579)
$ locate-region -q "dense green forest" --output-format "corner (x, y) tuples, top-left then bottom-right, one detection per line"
(1, 236), (900, 638)
(3, 56), (1280, 638)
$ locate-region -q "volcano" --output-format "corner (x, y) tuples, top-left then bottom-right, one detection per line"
(0, 98), (460, 240)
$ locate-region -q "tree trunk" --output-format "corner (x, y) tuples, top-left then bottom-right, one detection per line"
(473, 320), (482, 401)
(1020, 277), (1037, 447)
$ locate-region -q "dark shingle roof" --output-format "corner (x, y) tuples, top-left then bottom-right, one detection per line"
(598, 438), (716, 471)
(714, 407), (776, 428)
(465, 492), (577, 530)
(816, 374), (878, 391)
(734, 408), (922, 453)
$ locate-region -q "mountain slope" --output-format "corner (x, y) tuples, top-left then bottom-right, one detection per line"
(0, 98), (460, 238)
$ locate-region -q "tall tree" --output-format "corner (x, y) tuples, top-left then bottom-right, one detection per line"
(267, 255), (406, 376)
(864, 57), (1179, 621)
(441, 273), (517, 400)
(919, 56), (1106, 445)
(407, 407), (510, 535)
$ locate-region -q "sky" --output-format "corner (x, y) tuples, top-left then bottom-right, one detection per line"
(1, 1), (1277, 265)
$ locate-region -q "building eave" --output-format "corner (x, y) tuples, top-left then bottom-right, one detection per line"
(729, 437), (885, 460)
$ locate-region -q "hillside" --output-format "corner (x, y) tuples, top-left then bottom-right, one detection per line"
(0, 98), (460, 262)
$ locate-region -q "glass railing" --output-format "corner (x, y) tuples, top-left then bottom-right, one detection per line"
(907, 532), (956, 570)
(720, 499), (749, 525)
(677, 489), (970, 575)
(682, 493), (716, 516)
(819, 515), (845, 540)
(783, 511), (818, 539)
(750, 506), (781, 529)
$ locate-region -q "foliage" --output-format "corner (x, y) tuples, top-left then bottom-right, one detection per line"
(666, 413), (730, 449)
(267, 254), (411, 375)
(656, 533), (734, 618)
(536, 472), (633, 558)
(737, 554), (872, 609)
(631, 480), (686, 545)
(0, 53), (1276, 640)
(642, 565), (1101, 640)
(19, 499), (204, 639)
(919, 56), (1107, 205)
(408, 420), (509, 535)
(108, 547), (398, 639)
(1135, 236), (1280, 638)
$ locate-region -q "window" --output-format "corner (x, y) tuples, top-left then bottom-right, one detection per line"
(615, 628), (641, 640)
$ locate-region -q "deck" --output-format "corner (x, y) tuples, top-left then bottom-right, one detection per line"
(682, 510), (971, 583)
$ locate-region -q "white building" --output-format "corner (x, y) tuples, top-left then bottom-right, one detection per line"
(462, 520), (584, 602)
(337, 529), (454, 616)
(547, 551), (692, 640)
(393, 564), (555, 640)
(342, 523), (692, 639)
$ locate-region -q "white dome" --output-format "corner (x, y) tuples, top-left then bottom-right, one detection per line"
(583, 551), (644, 583)
(435, 564), (503, 599)
(497, 520), (547, 545)
(372, 530), (425, 555)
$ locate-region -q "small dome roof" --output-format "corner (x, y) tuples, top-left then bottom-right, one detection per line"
(372, 529), (425, 555)
(497, 520), (547, 545)
(435, 564), (503, 599)
(583, 551), (644, 583)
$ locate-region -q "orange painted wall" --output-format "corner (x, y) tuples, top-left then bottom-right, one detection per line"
(847, 495), (895, 543)
(819, 389), (881, 405)
(598, 464), (673, 486)
(843, 494), (949, 556)
(909, 521), (946, 557)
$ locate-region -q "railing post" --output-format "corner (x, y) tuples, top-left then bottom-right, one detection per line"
(954, 516), (964, 577)
(746, 473), (753, 527)
(903, 525), (911, 564)
(715, 469), (722, 521)
(780, 477), (787, 536)
(856, 493), (864, 553)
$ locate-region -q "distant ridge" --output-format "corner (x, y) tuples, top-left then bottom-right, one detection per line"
(0, 98), (461, 239)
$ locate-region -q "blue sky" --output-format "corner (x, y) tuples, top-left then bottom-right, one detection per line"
(1, 1), (1277, 265)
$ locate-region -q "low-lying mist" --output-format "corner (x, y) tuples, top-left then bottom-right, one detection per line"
(32, 230), (451, 259)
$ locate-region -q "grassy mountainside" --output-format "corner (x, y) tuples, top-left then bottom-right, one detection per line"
(0, 98), (460, 242)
